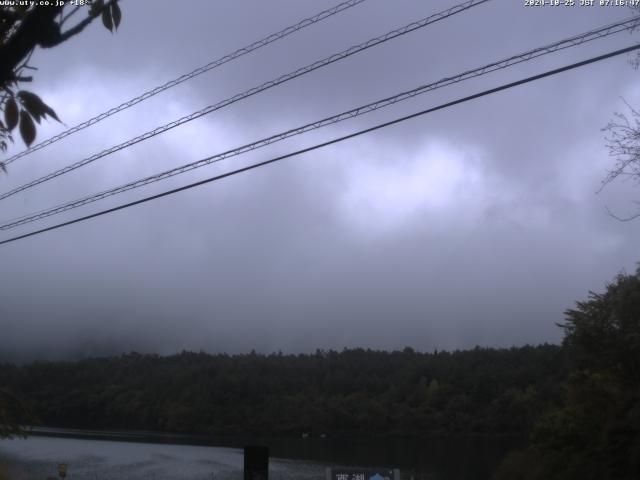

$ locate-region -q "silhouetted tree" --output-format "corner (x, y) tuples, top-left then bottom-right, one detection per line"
(0, 0), (122, 170)
(600, 5), (640, 220)
(601, 104), (640, 221)
(495, 267), (640, 480)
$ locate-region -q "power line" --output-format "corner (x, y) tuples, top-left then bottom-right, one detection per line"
(0, 0), (492, 200)
(2, 15), (638, 229)
(1, 43), (638, 247)
(1, 0), (369, 166)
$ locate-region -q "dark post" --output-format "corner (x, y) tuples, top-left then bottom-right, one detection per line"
(244, 445), (269, 480)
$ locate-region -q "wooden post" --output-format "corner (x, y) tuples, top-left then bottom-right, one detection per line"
(244, 445), (268, 480)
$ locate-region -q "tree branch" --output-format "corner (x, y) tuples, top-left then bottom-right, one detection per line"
(56, 15), (98, 44)
(0, 6), (63, 86)
(59, 5), (81, 27)
(57, 0), (116, 45)
(605, 205), (640, 222)
(0, 1), (117, 86)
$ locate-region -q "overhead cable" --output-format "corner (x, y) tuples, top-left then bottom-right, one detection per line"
(1, 42), (638, 246)
(2, 0), (370, 166)
(0, 0), (492, 199)
(2, 15), (638, 229)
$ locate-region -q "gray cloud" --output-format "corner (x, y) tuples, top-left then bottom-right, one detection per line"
(1, 0), (639, 361)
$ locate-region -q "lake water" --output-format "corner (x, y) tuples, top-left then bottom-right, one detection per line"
(0, 436), (323, 479)
(0, 433), (521, 479)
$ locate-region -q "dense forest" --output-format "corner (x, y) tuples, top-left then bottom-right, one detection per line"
(0, 344), (565, 438)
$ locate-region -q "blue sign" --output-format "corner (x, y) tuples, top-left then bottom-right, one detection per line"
(327, 467), (399, 480)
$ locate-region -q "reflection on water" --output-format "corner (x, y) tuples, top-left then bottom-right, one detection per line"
(0, 434), (522, 479)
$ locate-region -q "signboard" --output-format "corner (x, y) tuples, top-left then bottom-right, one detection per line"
(326, 467), (400, 480)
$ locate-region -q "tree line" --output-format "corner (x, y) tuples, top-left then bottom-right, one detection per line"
(0, 344), (566, 439)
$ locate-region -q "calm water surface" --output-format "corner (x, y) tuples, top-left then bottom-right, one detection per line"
(0, 433), (521, 479)
(0, 436), (322, 479)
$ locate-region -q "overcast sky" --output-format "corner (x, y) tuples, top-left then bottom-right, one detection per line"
(1, 0), (640, 361)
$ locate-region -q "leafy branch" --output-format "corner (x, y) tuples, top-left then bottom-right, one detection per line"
(0, 0), (123, 173)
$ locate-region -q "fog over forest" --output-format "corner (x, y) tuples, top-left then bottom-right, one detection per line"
(1, 0), (640, 361)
